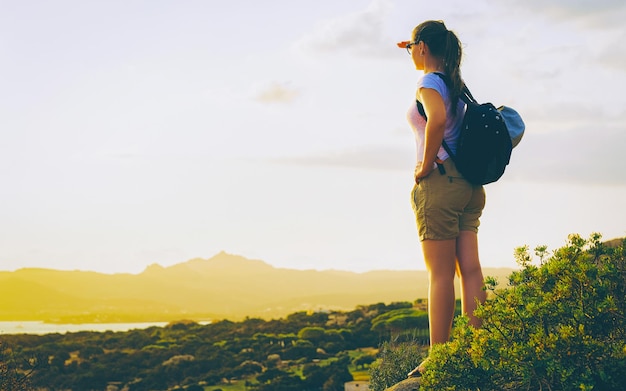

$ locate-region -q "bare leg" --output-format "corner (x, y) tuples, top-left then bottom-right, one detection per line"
(455, 230), (486, 328)
(422, 238), (457, 344)
(407, 238), (456, 377)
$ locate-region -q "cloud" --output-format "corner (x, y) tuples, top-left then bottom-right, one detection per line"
(98, 150), (142, 160)
(273, 144), (414, 171)
(253, 81), (300, 104)
(270, 118), (626, 187)
(596, 30), (626, 71)
(504, 1), (626, 74)
(293, 0), (395, 58)
(517, 102), (619, 132)
(490, 0), (626, 27)
(508, 123), (626, 186)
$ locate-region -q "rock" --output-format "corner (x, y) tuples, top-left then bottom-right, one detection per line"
(385, 377), (422, 391)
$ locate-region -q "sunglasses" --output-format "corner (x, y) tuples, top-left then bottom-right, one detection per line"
(405, 40), (420, 54)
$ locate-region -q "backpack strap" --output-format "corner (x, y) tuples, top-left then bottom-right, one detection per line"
(434, 72), (476, 105)
(461, 84), (478, 105)
(441, 139), (454, 160)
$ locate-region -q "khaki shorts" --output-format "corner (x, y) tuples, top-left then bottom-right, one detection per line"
(411, 159), (486, 241)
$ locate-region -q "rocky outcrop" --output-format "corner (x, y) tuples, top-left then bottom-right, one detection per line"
(385, 377), (422, 390)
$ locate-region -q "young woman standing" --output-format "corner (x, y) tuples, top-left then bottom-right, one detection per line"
(398, 20), (487, 376)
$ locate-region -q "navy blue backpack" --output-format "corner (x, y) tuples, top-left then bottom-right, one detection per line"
(417, 73), (524, 185)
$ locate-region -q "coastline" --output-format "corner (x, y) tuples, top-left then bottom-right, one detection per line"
(0, 320), (211, 335)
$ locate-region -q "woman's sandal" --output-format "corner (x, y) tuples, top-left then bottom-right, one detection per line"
(407, 358), (429, 378)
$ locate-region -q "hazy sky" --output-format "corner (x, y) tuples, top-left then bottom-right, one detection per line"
(2, 0), (625, 274)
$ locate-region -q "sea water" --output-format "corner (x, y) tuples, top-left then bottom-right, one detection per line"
(0, 321), (179, 335)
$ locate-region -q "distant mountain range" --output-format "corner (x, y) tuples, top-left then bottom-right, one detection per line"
(0, 252), (515, 323)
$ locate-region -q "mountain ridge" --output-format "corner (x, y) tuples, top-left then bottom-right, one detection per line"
(0, 252), (516, 323)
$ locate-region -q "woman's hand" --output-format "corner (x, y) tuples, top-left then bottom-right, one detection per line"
(414, 161), (435, 184)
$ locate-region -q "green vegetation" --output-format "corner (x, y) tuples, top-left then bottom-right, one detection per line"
(0, 302), (416, 391)
(370, 233), (626, 391)
(4, 233), (624, 390)
(0, 340), (34, 391)
(368, 340), (425, 391)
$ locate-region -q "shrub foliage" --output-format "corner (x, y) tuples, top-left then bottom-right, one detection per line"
(0, 341), (34, 391)
(371, 233), (626, 391)
(368, 340), (425, 391)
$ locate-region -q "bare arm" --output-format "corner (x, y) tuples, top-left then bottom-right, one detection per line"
(415, 87), (447, 182)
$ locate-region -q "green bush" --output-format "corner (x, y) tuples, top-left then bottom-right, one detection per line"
(371, 308), (429, 334)
(368, 340), (426, 391)
(371, 233), (626, 391)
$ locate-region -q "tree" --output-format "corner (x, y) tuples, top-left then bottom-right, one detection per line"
(370, 308), (429, 340)
(282, 339), (317, 360)
(322, 355), (353, 391)
(78, 345), (104, 360)
(49, 350), (70, 371)
(1, 340), (34, 391)
(233, 360), (263, 378)
(252, 367), (305, 391)
(353, 354), (375, 369)
(302, 356), (353, 391)
(297, 327), (325, 343)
